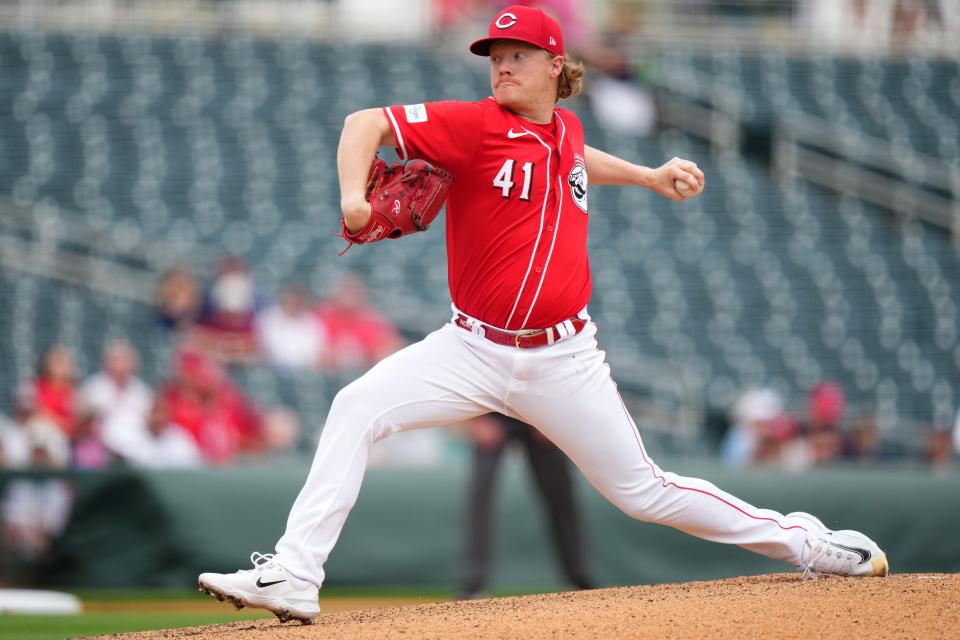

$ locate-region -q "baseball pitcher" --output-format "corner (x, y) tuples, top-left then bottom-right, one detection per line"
(199, 5), (888, 624)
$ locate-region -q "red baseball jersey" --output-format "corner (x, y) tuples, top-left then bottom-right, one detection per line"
(384, 98), (591, 331)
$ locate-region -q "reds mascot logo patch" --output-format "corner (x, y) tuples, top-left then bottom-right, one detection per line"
(567, 163), (588, 213)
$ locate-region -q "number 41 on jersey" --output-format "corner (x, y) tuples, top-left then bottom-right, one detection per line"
(493, 159), (534, 201)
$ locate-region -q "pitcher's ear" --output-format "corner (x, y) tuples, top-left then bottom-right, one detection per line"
(550, 55), (564, 78)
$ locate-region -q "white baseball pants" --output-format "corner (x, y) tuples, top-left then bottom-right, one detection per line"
(273, 317), (811, 587)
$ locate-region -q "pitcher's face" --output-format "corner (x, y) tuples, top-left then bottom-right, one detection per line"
(489, 41), (562, 112)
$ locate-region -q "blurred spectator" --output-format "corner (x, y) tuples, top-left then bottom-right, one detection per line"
(0, 385), (40, 469)
(721, 388), (785, 467)
(1, 427), (74, 567)
(804, 0), (946, 46)
(79, 339), (154, 453)
(583, 2), (656, 136)
(107, 398), (202, 469)
(460, 414), (593, 599)
(193, 257), (262, 363)
(841, 417), (902, 462)
(2, 478), (73, 562)
(26, 420), (71, 470)
(842, 417), (881, 461)
(315, 274), (401, 372)
(3, 385), (72, 470)
(891, 0), (943, 44)
(803, 381), (845, 466)
(0, 388), (73, 472)
(160, 348), (263, 465)
(257, 284), (327, 371)
(154, 266), (201, 331)
(754, 413), (804, 469)
(804, 0), (875, 44)
(925, 425), (953, 472)
(260, 408), (303, 458)
(32, 345), (78, 439)
(71, 401), (113, 470)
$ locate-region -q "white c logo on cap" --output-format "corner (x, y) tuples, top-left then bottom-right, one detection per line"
(495, 12), (517, 29)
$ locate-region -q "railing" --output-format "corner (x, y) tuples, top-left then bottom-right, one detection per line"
(656, 92), (742, 154)
(0, 198), (161, 303)
(773, 113), (960, 234)
(649, 52), (959, 235)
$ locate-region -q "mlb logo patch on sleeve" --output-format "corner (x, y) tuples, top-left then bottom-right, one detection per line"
(404, 104), (428, 123)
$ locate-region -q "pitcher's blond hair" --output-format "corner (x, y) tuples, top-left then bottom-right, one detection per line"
(557, 57), (584, 100)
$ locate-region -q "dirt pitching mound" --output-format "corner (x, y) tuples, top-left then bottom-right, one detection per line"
(98, 573), (959, 640)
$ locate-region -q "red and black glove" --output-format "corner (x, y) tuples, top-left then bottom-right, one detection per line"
(340, 158), (453, 249)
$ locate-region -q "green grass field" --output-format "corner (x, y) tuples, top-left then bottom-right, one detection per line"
(3, 611), (270, 640)
(2, 585), (575, 639)
(1, 587), (460, 640)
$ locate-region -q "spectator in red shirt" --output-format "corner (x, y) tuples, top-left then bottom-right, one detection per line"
(160, 348), (263, 465)
(314, 274), (401, 372)
(33, 345), (77, 440)
(805, 381), (846, 466)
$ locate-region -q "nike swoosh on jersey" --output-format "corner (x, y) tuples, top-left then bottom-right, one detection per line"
(506, 129), (526, 139)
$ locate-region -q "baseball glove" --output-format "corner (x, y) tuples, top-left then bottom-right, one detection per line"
(339, 158), (453, 251)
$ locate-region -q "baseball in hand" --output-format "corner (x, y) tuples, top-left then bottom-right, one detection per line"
(675, 179), (701, 196)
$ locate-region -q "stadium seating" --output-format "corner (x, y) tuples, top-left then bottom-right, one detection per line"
(0, 31), (957, 445)
(656, 50), (960, 163)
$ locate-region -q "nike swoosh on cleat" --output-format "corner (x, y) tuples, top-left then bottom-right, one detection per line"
(256, 578), (287, 588)
(506, 129), (526, 139)
(828, 541), (871, 564)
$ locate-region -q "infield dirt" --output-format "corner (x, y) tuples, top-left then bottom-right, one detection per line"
(97, 572), (959, 640)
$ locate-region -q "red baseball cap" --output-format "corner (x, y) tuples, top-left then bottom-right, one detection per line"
(470, 5), (564, 58)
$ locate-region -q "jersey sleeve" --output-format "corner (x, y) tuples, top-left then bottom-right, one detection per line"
(383, 101), (484, 177)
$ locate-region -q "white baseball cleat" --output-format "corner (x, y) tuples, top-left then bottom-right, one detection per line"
(793, 514), (889, 579)
(198, 552), (320, 624)
(786, 511), (827, 532)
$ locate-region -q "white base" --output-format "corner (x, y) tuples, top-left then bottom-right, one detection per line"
(0, 589), (83, 615)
